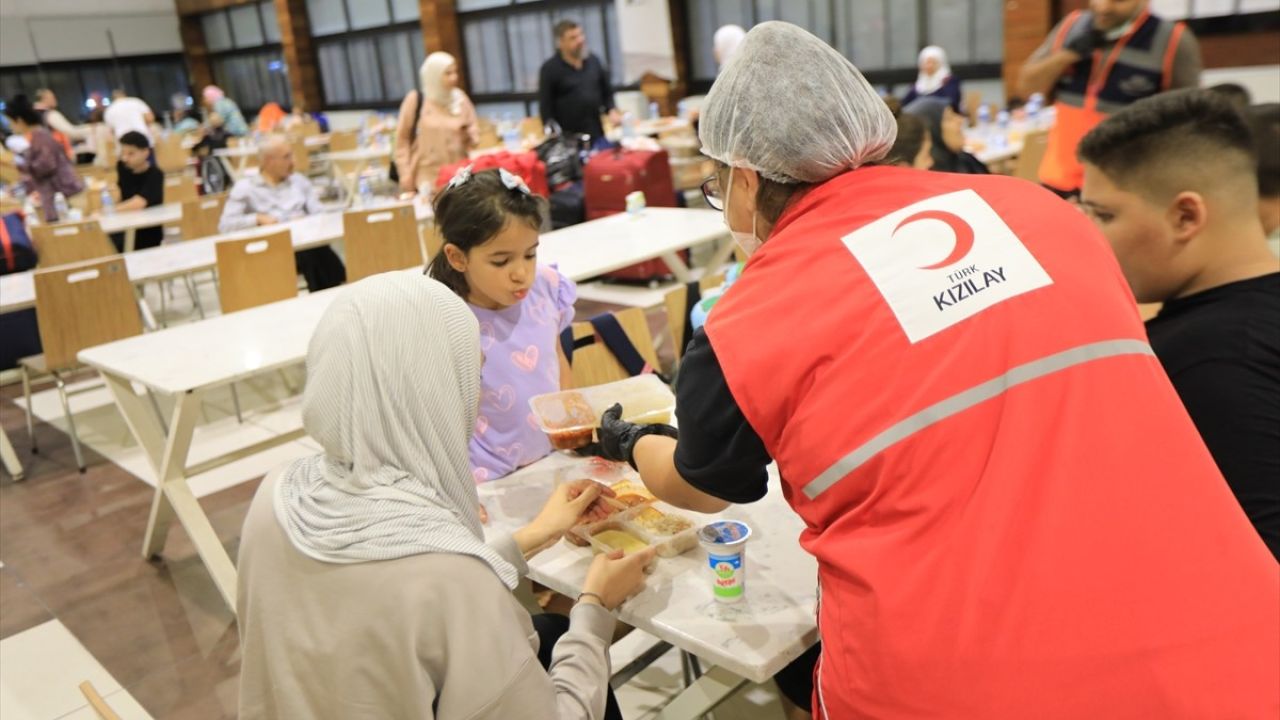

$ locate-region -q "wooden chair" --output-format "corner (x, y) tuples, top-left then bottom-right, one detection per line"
(343, 204), (425, 282)
(1012, 129), (1050, 182)
(476, 118), (501, 150)
(663, 273), (725, 366)
(519, 117), (545, 143)
(179, 194), (227, 241)
(19, 256), (144, 472)
(31, 220), (115, 267)
(565, 308), (661, 388)
(292, 139), (312, 175)
(329, 130), (358, 152)
(963, 91), (984, 126)
(422, 223), (444, 262)
(155, 134), (190, 174)
(163, 175), (199, 205)
(215, 229), (298, 314)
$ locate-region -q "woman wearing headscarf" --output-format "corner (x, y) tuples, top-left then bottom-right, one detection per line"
(237, 273), (654, 720)
(594, 21), (1278, 719)
(202, 85), (249, 137)
(394, 51), (479, 196)
(902, 45), (962, 112)
(904, 96), (989, 174)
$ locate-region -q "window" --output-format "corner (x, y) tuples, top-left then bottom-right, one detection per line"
(686, 0), (1004, 90)
(307, 0), (423, 109)
(459, 0), (624, 118)
(0, 55), (188, 124)
(201, 1), (288, 115)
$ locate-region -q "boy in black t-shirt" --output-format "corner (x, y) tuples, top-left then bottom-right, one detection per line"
(1079, 89), (1280, 560)
(110, 130), (165, 252)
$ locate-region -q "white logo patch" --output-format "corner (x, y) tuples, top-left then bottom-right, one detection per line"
(843, 189), (1052, 343)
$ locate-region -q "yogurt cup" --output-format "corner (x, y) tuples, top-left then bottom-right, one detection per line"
(698, 520), (751, 604)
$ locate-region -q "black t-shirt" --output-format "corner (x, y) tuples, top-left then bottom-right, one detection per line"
(1146, 272), (1280, 560)
(112, 161), (165, 251)
(537, 54), (614, 141)
(673, 328), (773, 504)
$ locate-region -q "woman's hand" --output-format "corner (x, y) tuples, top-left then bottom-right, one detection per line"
(580, 547), (657, 610)
(513, 480), (616, 557)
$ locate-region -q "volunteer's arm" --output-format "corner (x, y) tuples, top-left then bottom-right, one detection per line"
(1017, 18), (1092, 98)
(633, 435), (730, 513)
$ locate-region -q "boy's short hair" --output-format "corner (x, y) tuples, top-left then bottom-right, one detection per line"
(119, 131), (151, 151)
(886, 114), (928, 167)
(554, 19), (580, 40)
(1247, 103), (1280, 199)
(1078, 89), (1256, 202)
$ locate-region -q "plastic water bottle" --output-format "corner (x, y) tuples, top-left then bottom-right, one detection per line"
(648, 102), (660, 120)
(357, 177), (373, 208)
(100, 187), (115, 215)
(622, 112), (636, 140)
(54, 192), (70, 221)
(994, 111), (1011, 150)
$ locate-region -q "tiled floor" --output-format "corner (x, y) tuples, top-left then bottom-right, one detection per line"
(0, 247), (793, 719)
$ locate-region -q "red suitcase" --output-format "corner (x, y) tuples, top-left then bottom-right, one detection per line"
(584, 149), (680, 281)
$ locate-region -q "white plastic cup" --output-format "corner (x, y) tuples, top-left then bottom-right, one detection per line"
(698, 520), (751, 604)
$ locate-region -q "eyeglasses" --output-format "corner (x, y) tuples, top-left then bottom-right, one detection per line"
(700, 174), (724, 211)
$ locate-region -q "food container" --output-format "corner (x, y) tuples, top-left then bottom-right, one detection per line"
(569, 502), (697, 558)
(563, 480), (654, 547)
(698, 520), (752, 604)
(529, 375), (675, 451)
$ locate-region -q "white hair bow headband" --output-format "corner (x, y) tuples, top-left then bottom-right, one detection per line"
(445, 165), (531, 195)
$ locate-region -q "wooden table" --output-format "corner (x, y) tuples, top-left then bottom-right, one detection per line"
(74, 209), (731, 613)
(97, 203), (183, 252)
(313, 147), (393, 203)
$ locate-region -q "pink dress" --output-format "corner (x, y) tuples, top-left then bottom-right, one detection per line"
(469, 266), (577, 482)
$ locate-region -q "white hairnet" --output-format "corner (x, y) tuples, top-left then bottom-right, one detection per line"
(699, 22), (897, 185)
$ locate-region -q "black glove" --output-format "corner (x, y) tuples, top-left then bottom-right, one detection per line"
(1064, 27), (1106, 60)
(596, 403), (678, 470)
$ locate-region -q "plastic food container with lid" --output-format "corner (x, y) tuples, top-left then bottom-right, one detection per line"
(529, 375), (675, 451)
(569, 502), (698, 559)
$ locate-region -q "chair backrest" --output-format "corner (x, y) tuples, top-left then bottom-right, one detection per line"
(329, 130), (358, 152)
(292, 140), (312, 174)
(519, 117), (545, 143)
(566, 308), (660, 388)
(33, 256), (143, 370)
(163, 175), (200, 205)
(227, 137), (243, 149)
(180, 193), (228, 241)
(342, 204), (423, 282)
(421, 223), (444, 262)
(299, 119), (321, 137)
(963, 91), (984, 126)
(1013, 129), (1051, 182)
(154, 134), (189, 174)
(663, 273), (725, 365)
(31, 220), (115, 267)
(476, 118), (501, 150)
(214, 229), (298, 313)
(97, 134), (118, 168)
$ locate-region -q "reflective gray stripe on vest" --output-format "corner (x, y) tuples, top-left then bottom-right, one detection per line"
(800, 339), (1156, 500)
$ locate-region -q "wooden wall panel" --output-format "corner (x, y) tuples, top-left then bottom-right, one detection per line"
(420, 0), (466, 91)
(275, 0), (324, 112)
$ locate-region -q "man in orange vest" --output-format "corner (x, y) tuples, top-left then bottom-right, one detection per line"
(1017, 0), (1201, 197)
(598, 21), (1277, 719)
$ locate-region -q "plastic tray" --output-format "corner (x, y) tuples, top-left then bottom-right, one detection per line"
(570, 503), (698, 558)
(529, 375), (675, 451)
(563, 480), (655, 547)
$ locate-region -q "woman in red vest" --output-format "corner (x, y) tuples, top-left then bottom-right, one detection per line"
(597, 21), (1278, 720)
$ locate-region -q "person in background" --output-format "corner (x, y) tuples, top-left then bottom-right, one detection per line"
(394, 52), (479, 196)
(1079, 89), (1279, 560)
(103, 89), (155, 142)
(1017, 0), (1201, 197)
(202, 85), (248, 137)
(538, 20), (621, 144)
(172, 106), (202, 134)
(902, 46), (962, 112)
(1206, 82), (1251, 113)
(282, 100), (329, 134)
(109, 131), (165, 251)
(255, 101), (287, 134)
(1246, 103), (1279, 254)
(218, 137), (346, 291)
(429, 167), (576, 483)
(237, 271), (646, 720)
(904, 97), (989, 174)
(885, 112), (934, 170)
(713, 24), (746, 67)
(3, 94), (83, 222)
(34, 89), (92, 161)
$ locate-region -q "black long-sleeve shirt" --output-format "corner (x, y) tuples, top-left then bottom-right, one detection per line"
(537, 53), (615, 141)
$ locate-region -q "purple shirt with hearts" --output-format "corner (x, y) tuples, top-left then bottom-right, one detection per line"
(469, 265), (577, 483)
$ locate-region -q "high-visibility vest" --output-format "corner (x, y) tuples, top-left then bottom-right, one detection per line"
(1039, 9), (1187, 192)
(705, 166), (1279, 719)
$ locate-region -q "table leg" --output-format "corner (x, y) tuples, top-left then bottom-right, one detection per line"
(660, 251), (693, 284)
(135, 287), (157, 331)
(651, 664), (746, 720)
(0, 428), (23, 481)
(704, 236), (738, 273)
(124, 227), (137, 253)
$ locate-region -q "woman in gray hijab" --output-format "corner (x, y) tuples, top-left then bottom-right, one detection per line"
(237, 272), (653, 720)
(903, 96), (991, 175)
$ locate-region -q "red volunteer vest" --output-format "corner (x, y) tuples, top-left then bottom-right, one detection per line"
(705, 167), (1279, 719)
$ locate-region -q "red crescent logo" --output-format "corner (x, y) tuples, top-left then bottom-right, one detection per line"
(893, 210), (976, 270)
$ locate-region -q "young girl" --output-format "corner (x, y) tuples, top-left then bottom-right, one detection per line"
(430, 166), (577, 483)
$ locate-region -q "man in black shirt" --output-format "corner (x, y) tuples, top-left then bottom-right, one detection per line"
(110, 130), (165, 252)
(1079, 89), (1280, 560)
(538, 20), (621, 143)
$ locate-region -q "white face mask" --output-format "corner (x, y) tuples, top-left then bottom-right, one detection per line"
(723, 168), (761, 257)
